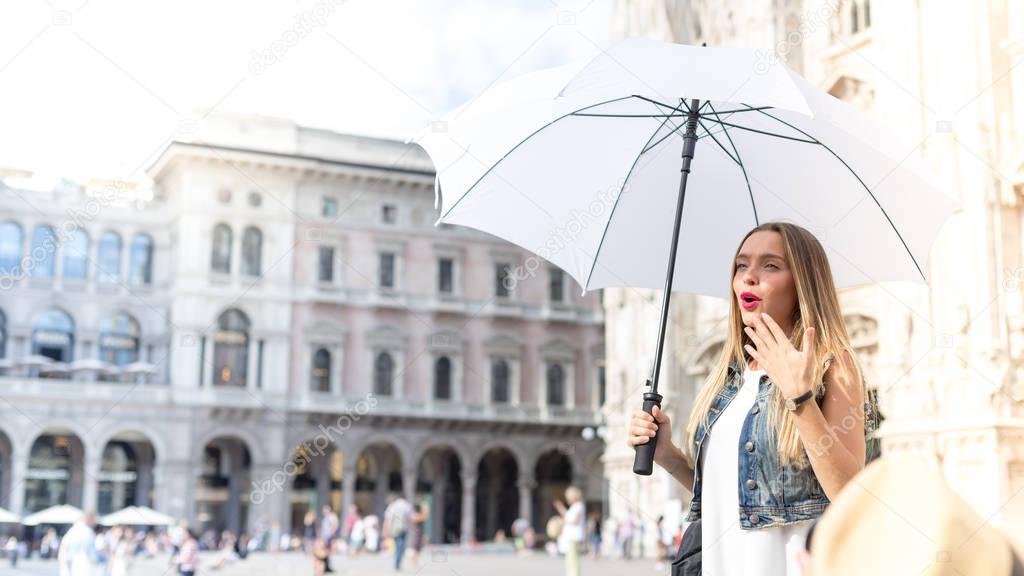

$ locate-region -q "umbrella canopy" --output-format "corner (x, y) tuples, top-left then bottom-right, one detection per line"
(22, 504), (83, 526)
(70, 359), (112, 372)
(122, 361), (157, 374)
(18, 355), (55, 367)
(415, 37), (959, 475)
(40, 362), (71, 374)
(416, 38), (959, 300)
(100, 506), (175, 527)
(0, 507), (20, 523)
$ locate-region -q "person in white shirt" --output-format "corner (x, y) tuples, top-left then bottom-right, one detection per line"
(57, 511), (98, 576)
(553, 486), (585, 576)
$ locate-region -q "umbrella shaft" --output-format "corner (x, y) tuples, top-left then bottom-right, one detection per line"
(648, 98), (701, 394)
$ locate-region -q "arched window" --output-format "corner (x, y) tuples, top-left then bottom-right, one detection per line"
(373, 351), (394, 396)
(99, 313), (140, 367)
(491, 359), (510, 403)
(30, 225), (57, 278)
(0, 221), (23, 276)
(96, 231), (122, 283)
(210, 224), (232, 274)
(241, 227), (262, 277)
(98, 442), (138, 514)
(62, 229), (89, 280)
(546, 363), (565, 407)
(128, 234), (153, 285)
(311, 348), (331, 392)
(213, 309), (250, 387)
(32, 308), (75, 363)
(434, 356), (452, 400)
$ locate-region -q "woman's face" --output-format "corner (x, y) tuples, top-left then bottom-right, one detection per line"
(733, 230), (798, 336)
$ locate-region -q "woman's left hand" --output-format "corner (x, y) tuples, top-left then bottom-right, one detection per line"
(742, 312), (815, 400)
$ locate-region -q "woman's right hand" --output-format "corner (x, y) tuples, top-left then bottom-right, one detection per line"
(626, 405), (675, 466)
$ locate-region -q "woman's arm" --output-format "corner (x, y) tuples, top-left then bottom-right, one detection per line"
(655, 444), (695, 493)
(792, 348), (866, 500)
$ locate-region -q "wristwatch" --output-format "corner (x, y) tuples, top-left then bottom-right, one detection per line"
(784, 389), (815, 412)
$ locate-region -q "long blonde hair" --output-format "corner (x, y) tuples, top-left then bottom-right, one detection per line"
(683, 221), (866, 467)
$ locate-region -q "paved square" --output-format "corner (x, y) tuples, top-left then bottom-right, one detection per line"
(5, 551), (665, 575)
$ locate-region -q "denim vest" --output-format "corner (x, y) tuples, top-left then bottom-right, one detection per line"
(684, 357), (831, 530)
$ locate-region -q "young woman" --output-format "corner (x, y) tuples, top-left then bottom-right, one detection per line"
(627, 222), (876, 575)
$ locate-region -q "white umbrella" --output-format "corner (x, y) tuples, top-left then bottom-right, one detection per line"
(122, 361), (157, 374)
(0, 507), (20, 523)
(18, 355), (54, 367)
(100, 505), (175, 527)
(22, 504), (83, 526)
(70, 359), (112, 372)
(415, 38), (959, 475)
(40, 362), (70, 374)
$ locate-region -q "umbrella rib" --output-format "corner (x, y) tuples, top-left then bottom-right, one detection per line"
(582, 99), (690, 292)
(698, 116), (818, 144)
(705, 102), (760, 225)
(745, 105), (927, 282)
(696, 119), (739, 165)
(437, 95), (637, 222)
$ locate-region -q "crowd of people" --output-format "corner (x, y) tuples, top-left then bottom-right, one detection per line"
(0, 492), (692, 575)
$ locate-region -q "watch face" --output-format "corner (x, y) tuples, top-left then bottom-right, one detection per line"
(785, 399), (796, 412)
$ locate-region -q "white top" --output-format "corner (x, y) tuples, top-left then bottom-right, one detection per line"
(699, 367), (812, 576)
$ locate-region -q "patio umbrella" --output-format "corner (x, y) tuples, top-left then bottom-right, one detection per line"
(18, 354), (54, 367)
(0, 507), (20, 524)
(414, 38), (959, 475)
(22, 504), (83, 526)
(100, 505), (175, 527)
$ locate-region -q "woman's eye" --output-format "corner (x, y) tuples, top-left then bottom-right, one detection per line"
(736, 263), (746, 269)
(766, 263), (779, 270)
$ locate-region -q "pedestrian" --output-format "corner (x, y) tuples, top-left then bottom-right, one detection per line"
(627, 222), (877, 575)
(553, 486), (585, 576)
(174, 529), (199, 576)
(408, 501), (429, 569)
(303, 509), (317, 552)
(363, 514), (380, 553)
(58, 511), (99, 576)
(586, 512), (602, 559)
(5, 534), (18, 568)
(348, 511), (365, 556)
(311, 538), (330, 576)
(383, 495), (412, 571)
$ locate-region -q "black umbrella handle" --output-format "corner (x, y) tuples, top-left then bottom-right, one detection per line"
(632, 391), (664, 476)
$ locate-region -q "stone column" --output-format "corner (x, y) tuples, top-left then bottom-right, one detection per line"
(225, 443), (243, 535)
(135, 444), (155, 508)
(341, 463), (356, 519)
(403, 466), (417, 504)
(373, 467), (388, 518)
(315, 456), (330, 512)
(460, 472), (476, 543)
(79, 447), (98, 511)
(248, 463), (288, 535)
(8, 444), (29, 514)
(431, 473), (445, 543)
(154, 459), (192, 524)
(517, 478), (535, 527)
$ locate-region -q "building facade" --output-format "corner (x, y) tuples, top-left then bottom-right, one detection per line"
(0, 113), (606, 543)
(606, 0), (1024, 555)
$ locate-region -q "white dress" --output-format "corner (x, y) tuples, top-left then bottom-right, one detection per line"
(699, 367), (812, 576)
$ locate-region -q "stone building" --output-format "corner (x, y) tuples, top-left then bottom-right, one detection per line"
(0, 112), (606, 543)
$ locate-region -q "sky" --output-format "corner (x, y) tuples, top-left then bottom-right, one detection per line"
(0, 0), (613, 181)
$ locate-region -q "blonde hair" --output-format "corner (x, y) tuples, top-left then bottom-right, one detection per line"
(683, 222), (867, 467)
(565, 486), (583, 503)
